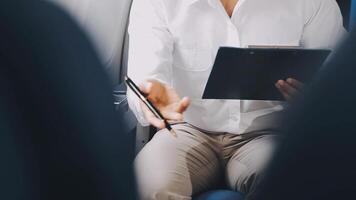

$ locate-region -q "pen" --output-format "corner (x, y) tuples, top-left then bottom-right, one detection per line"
(124, 76), (177, 137)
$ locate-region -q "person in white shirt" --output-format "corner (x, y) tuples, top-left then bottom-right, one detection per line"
(127, 0), (346, 199)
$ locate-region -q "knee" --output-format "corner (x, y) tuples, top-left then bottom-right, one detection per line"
(226, 161), (264, 194)
(226, 143), (277, 194)
(226, 135), (278, 194)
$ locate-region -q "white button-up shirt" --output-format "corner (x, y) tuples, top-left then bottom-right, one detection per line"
(127, 0), (346, 134)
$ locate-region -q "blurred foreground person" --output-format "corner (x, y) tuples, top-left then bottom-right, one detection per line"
(250, 30), (356, 200)
(0, 1), (135, 199)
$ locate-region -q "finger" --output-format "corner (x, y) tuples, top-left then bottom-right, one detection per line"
(160, 110), (183, 121)
(275, 82), (292, 101)
(275, 80), (288, 94)
(144, 80), (166, 102)
(139, 81), (163, 105)
(147, 117), (165, 129)
(175, 97), (190, 113)
(141, 102), (165, 129)
(278, 80), (299, 97)
(287, 78), (304, 90)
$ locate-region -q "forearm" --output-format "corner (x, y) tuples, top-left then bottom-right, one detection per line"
(127, 0), (173, 124)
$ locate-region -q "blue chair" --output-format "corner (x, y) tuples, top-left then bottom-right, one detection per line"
(194, 190), (244, 200)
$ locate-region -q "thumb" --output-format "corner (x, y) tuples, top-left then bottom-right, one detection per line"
(176, 97), (190, 113)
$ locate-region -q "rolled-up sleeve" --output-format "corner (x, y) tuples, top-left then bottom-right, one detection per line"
(301, 0), (347, 49)
(127, 0), (173, 126)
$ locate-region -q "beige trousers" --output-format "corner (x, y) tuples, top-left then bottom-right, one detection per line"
(135, 123), (279, 200)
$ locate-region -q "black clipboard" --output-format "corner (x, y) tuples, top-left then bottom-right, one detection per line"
(202, 47), (331, 101)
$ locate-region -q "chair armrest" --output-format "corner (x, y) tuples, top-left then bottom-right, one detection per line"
(113, 83), (153, 154)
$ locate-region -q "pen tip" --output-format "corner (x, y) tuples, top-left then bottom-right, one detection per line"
(170, 129), (177, 138)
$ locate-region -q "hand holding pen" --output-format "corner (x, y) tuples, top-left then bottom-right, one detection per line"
(125, 76), (190, 137)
